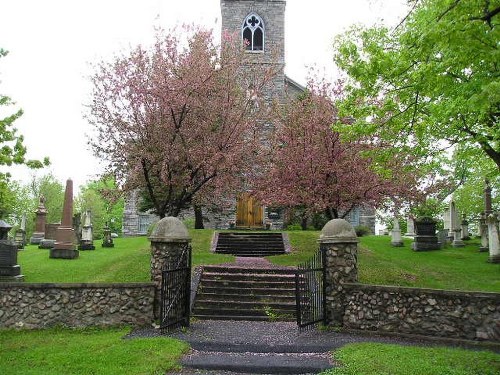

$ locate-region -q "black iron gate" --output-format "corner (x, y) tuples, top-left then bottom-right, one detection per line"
(295, 248), (327, 328)
(160, 245), (192, 333)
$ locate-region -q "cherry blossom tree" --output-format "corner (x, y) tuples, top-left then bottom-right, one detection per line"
(88, 27), (278, 218)
(256, 78), (420, 221)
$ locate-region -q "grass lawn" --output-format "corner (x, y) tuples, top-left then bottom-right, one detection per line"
(268, 232), (500, 292)
(17, 229), (233, 283)
(16, 230), (500, 292)
(320, 342), (500, 375)
(0, 327), (188, 375)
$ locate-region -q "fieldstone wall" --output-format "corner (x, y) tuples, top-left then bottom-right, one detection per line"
(343, 283), (500, 342)
(0, 283), (155, 329)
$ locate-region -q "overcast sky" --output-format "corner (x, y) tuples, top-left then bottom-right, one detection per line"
(0, 0), (408, 191)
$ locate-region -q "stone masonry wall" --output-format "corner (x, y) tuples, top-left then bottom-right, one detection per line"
(342, 283), (500, 341)
(0, 283), (155, 329)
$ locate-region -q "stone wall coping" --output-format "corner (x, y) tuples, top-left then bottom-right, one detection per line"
(148, 237), (192, 243)
(344, 282), (500, 299)
(0, 282), (155, 290)
(318, 237), (359, 244)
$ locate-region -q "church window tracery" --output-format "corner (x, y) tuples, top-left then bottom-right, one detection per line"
(242, 13), (264, 51)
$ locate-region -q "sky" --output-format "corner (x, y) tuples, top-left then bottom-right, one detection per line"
(0, 0), (408, 191)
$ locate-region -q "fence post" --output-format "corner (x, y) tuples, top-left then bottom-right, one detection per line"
(319, 219), (358, 327)
(149, 217), (191, 319)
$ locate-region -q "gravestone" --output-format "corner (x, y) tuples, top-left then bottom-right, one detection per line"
(460, 214), (470, 240)
(443, 208), (450, 242)
(449, 201), (464, 247)
(78, 210), (95, 250)
(437, 229), (448, 249)
(0, 220), (24, 282)
(412, 218), (441, 251)
(390, 217), (403, 247)
(102, 222), (114, 248)
(38, 223), (60, 249)
(479, 212), (489, 252)
(73, 213), (82, 244)
(487, 213), (500, 263)
(50, 179), (79, 259)
(405, 216), (415, 236)
(14, 214), (27, 249)
(30, 196), (47, 244)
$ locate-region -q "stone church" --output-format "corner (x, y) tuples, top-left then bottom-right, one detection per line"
(122, 0), (375, 235)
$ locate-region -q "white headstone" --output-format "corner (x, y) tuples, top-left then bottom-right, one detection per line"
(391, 217), (403, 247)
(487, 213), (500, 263)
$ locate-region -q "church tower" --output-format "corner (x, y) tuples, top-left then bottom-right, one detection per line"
(220, 0), (286, 102)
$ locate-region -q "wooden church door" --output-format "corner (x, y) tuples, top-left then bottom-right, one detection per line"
(236, 193), (263, 228)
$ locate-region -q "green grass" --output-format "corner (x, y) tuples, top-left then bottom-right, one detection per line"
(321, 342), (500, 375)
(357, 236), (500, 292)
(18, 230), (233, 283)
(0, 327), (189, 375)
(16, 231), (500, 292)
(268, 233), (500, 292)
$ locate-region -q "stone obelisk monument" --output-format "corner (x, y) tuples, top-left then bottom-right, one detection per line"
(50, 179), (79, 259)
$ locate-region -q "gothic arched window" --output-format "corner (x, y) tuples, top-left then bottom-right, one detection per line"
(242, 13), (264, 52)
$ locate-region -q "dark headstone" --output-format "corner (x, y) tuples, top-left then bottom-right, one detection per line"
(412, 219), (441, 251)
(102, 223), (114, 248)
(0, 220), (24, 282)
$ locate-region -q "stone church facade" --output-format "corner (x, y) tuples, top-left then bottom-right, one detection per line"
(122, 0), (375, 235)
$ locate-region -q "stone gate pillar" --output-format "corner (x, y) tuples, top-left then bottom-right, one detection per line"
(149, 217), (191, 318)
(320, 219), (358, 327)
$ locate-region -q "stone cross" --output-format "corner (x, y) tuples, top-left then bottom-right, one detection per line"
(487, 213), (500, 263)
(390, 217), (403, 247)
(50, 179), (79, 259)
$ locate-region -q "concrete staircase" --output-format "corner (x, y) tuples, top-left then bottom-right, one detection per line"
(214, 232), (286, 257)
(192, 266), (297, 321)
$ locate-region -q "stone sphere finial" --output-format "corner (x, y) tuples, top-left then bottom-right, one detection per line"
(148, 217), (191, 242)
(319, 218), (358, 243)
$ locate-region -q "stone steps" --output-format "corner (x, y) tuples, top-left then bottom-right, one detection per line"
(214, 232), (286, 257)
(192, 266), (297, 322)
(181, 350), (333, 374)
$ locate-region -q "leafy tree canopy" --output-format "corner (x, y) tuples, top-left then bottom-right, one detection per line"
(333, 0), (500, 170)
(0, 48), (49, 219)
(87, 26), (278, 218)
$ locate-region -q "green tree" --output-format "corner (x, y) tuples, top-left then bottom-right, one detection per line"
(76, 175), (124, 238)
(0, 48), (49, 219)
(31, 174), (65, 225)
(333, 0), (500, 170)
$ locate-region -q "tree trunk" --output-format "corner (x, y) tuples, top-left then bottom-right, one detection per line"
(194, 205), (204, 229)
(300, 212), (308, 230)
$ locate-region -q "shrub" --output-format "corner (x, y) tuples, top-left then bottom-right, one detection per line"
(354, 225), (371, 237)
